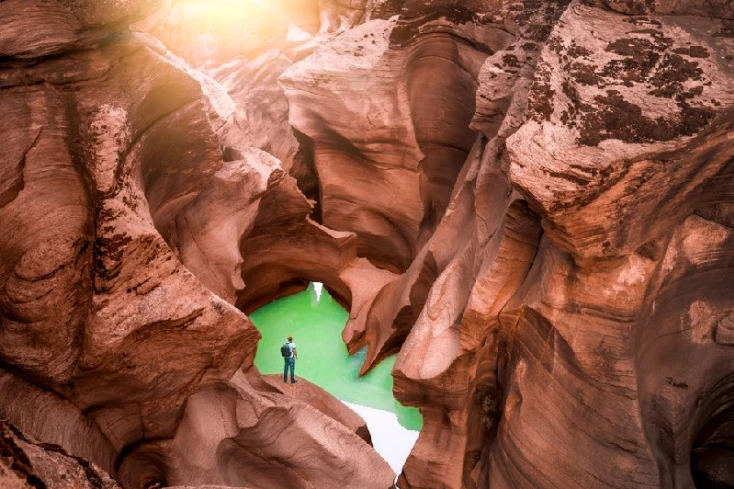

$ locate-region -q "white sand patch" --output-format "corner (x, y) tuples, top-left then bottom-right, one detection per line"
(314, 281), (324, 301)
(342, 401), (419, 477)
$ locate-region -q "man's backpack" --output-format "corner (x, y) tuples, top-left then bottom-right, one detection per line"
(280, 343), (291, 358)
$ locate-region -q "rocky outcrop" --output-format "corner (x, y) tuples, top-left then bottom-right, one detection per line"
(282, 1), (734, 488)
(117, 370), (393, 489)
(0, 3), (393, 488)
(280, 6), (512, 272)
(0, 420), (121, 489)
(0, 29), (253, 478)
(134, 0), (325, 204)
(1, 0), (734, 488)
(509, 3), (734, 260)
(583, 0), (734, 17)
(257, 373), (373, 444)
(0, 0), (159, 59)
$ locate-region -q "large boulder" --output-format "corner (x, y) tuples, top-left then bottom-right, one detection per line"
(116, 370), (394, 489)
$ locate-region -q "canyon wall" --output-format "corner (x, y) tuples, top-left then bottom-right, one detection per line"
(1, 0), (733, 489)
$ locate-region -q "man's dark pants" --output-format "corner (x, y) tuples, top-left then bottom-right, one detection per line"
(284, 357), (295, 383)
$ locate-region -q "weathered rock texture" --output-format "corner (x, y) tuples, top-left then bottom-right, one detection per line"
(0, 1), (393, 488)
(1, 0), (734, 488)
(0, 420), (122, 489)
(116, 370), (390, 489)
(281, 6), (510, 272)
(281, 1), (734, 488)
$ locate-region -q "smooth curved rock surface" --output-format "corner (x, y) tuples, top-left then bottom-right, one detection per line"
(257, 372), (373, 444)
(0, 6), (395, 488)
(117, 370), (393, 489)
(0, 0), (160, 59)
(1, 0), (734, 489)
(281, 9), (512, 272)
(134, 0), (327, 201)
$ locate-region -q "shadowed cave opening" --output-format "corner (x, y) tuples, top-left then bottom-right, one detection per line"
(249, 281), (423, 473)
(691, 394), (734, 489)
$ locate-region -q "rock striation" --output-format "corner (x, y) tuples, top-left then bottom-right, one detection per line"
(1, 0), (733, 488)
(281, 1), (734, 488)
(280, 6), (511, 272)
(0, 1), (393, 488)
(0, 420), (122, 489)
(116, 370), (391, 489)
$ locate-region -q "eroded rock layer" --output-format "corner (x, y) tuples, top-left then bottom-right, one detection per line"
(0, 1), (392, 488)
(1, 0), (733, 489)
(0, 420), (121, 489)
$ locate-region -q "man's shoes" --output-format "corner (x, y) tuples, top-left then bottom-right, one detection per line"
(291, 380), (298, 384)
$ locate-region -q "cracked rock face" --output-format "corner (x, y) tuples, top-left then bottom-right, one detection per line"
(1, 0), (733, 489)
(0, 420), (122, 489)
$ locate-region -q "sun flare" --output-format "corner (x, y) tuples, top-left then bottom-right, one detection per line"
(179, 0), (269, 19)
(143, 0), (321, 63)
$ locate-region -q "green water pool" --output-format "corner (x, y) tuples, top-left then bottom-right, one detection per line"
(250, 282), (423, 431)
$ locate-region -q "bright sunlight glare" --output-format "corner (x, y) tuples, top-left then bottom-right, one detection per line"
(180, 0), (268, 17)
(142, 0), (322, 64)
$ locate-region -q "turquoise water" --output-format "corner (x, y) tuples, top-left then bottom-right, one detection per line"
(251, 283), (423, 431)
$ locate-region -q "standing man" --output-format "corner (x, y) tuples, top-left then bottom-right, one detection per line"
(283, 335), (297, 383)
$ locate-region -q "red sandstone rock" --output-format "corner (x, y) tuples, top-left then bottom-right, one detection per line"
(256, 372), (373, 445)
(280, 10), (508, 272)
(117, 370), (394, 489)
(0, 0), (158, 59)
(584, 0), (734, 17)
(278, 1), (733, 488)
(1, 1), (734, 489)
(0, 8), (395, 488)
(0, 421), (121, 489)
(134, 0), (325, 201)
